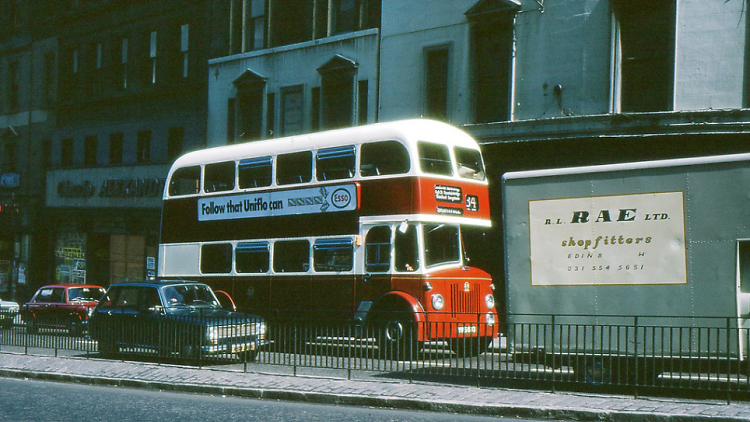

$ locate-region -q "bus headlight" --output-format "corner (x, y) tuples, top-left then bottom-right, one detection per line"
(431, 294), (444, 310)
(486, 312), (496, 326)
(485, 294), (495, 310)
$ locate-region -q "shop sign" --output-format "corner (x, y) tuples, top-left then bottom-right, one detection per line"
(57, 177), (165, 198)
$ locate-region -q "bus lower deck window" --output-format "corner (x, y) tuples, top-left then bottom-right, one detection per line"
(313, 238), (354, 272)
(365, 226), (391, 272)
(201, 243), (233, 274)
(236, 241), (270, 273)
(273, 240), (310, 272)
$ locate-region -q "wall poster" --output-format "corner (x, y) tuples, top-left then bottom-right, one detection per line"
(55, 232), (87, 284)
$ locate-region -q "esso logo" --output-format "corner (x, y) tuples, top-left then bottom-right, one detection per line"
(331, 188), (352, 209)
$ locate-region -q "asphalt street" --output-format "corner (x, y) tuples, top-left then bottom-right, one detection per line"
(0, 377), (554, 422)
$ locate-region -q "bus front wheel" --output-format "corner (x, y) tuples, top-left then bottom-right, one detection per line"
(371, 311), (418, 361)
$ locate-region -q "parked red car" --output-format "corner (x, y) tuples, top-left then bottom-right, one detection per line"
(21, 284), (106, 336)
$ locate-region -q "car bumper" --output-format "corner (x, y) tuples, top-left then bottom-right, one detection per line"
(202, 338), (270, 355)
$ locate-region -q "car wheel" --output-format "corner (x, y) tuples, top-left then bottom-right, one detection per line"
(179, 342), (201, 362)
(0, 318), (11, 329)
(26, 318), (38, 334)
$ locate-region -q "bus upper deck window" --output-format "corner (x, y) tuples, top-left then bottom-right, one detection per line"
(239, 156), (272, 189)
(418, 141), (453, 176)
(277, 151), (312, 185)
(360, 140), (410, 177)
(316, 146), (355, 181)
(313, 238), (353, 272)
(236, 241), (270, 273)
(204, 161), (235, 193)
(455, 146), (486, 181)
(168, 166), (201, 196)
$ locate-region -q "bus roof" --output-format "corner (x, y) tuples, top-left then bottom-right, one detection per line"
(171, 119), (479, 169)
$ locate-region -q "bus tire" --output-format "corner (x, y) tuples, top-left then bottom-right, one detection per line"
(370, 309), (418, 361)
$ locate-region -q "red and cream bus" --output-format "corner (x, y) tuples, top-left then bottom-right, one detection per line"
(158, 119), (497, 357)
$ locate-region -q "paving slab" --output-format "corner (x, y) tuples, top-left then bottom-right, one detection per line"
(0, 352), (749, 421)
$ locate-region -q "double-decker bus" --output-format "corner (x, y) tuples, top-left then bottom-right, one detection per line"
(158, 119), (497, 357)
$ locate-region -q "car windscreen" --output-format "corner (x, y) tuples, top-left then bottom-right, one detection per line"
(67, 287), (106, 302)
(161, 284), (220, 309)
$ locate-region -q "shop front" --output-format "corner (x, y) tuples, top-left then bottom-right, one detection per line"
(45, 164), (169, 291)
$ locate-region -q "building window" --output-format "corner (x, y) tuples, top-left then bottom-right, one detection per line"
(84, 136), (98, 166)
(281, 85), (303, 136)
(230, 0), (266, 54)
(318, 55), (356, 130)
(61, 138), (74, 167)
(167, 127), (184, 161)
(109, 133), (123, 164)
(227, 98), (236, 144)
(614, 0), (676, 112)
(425, 47), (449, 121)
(91, 42), (103, 95)
(10, 0), (20, 27)
(232, 69), (266, 141)
(357, 80), (368, 125)
(119, 38), (129, 90)
(137, 130), (151, 162)
(180, 24), (189, 79)
(8, 61), (19, 110)
(3, 142), (16, 172)
(333, 0), (357, 34)
(42, 140), (52, 169)
(311, 86), (320, 132)
(266, 93), (275, 137)
(149, 30), (158, 84)
(44, 52), (55, 105)
(468, 3), (515, 123)
(269, 0), (313, 47)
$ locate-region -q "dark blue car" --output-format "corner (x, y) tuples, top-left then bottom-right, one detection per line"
(90, 280), (267, 362)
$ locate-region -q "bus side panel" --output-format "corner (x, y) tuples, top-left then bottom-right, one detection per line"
(310, 274), (356, 318)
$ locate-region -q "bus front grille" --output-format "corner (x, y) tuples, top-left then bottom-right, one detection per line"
(450, 283), (480, 317)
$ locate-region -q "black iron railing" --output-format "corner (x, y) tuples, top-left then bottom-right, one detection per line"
(3, 309), (750, 401)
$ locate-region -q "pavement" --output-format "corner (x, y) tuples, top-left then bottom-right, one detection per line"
(1, 352), (750, 422)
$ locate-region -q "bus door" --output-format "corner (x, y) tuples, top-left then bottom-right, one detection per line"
(358, 226), (394, 307)
(269, 239), (312, 317)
